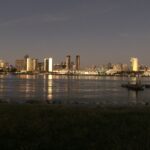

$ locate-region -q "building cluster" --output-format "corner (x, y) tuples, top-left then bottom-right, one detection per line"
(0, 59), (7, 69)
(15, 54), (80, 74)
(1, 55), (150, 76)
(81, 57), (149, 76)
(54, 55), (80, 71)
(104, 63), (128, 75)
(96, 57), (139, 75)
(15, 55), (53, 73)
(0, 59), (17, 72)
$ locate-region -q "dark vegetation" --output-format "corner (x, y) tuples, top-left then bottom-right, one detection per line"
(0, 104), (150, 150)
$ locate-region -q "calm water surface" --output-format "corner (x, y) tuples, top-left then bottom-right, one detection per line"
(0, 74), (150, 106)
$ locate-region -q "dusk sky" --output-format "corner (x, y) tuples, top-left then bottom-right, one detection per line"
(0, 0), (150, 66)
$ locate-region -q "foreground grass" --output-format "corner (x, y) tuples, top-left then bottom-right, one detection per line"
(0, 104), (150, 150)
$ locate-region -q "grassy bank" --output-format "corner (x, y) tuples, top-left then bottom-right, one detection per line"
(0, 104), (150, 150)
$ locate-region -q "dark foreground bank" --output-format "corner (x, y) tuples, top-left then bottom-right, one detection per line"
(0, 104), (150, 150)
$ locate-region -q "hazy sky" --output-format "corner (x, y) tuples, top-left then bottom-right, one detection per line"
(0, 0), (150, 66)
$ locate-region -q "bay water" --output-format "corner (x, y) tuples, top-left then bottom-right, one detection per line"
(0, 74), (150, 106)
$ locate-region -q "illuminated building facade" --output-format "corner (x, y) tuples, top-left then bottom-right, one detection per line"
(0, 60), (6, 68)
(26, 58), (33, 71)
(48, 58), (53, 72)
(24, 55), (29, 70)
(44, 58), (53, 72)
(130, 57), (139, 72)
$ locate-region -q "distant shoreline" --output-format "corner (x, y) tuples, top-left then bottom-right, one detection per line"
(1, 72), (150, 77)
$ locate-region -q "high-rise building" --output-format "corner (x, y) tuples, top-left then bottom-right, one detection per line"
(44, 58), (53, 72)
(122, 64), (129, 72)
(26, 58), (33, 71)
(24, 54), (29, 70)
(48, 58), (53, 72)
(130, 57), (139, 72)
(33, 59), (38, 71)
(66, 55), (71, 70)
(37, 62), (44, 72)
(44, 58), (49, 72)
(15, 60), (25, 71)
(0, 60), (6, 68)
(76, 55), (80, 70)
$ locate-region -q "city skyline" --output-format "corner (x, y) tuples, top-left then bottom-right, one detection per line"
(0, 54), (145, 67)
(0, 0), (150, 66)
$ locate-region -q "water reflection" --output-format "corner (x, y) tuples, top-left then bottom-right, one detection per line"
(130, 77), (138, 84)
(18, 75), (36, 99)
(0, 78), (4, 94)
(127, 90), (139, 105)
(44, 75), (53, 101)
(25, 81), (35, 98)
(0, 75), (149, 106)
(18, 74), (36, 79)
(47, 75), (53, 100)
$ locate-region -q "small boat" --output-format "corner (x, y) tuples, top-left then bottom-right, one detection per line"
(121, 76), (144, 91)
(121, 83), (144, 91)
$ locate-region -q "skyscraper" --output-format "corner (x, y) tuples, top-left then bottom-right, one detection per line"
(0, 59), (6, 68)
(76, 55), (80, 70)
(26, 58), (33, 71)
(130, 57), (139, 72)
(66, 55), (71, 70)
(24, 54), (29, 70)
(15, 60), (25, 71)
(44, 58), (53, 72)
(33, 59), (38, 71)
(44, 58), (49, 72)
(48, 58), (53, 72)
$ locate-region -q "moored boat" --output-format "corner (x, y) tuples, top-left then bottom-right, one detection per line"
(121, 83), (144, 91)
(121, 75), (144, 91)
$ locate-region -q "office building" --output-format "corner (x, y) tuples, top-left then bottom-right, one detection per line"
(44, 58), (49, 72)
(33, 59), (38, 71)
(130, 57), (139, 72)
(76, 55), (80, 70)
(48, 58), (53, 72)
(26, 58), (33, 71)
(44, 58), (53, 72)
(66, 55), (71, 70)
(24, 55), (29, 70)
(37, 62), (44, 72)
(15, 60), (25, 71)
(122, 64), (129, 72)
(0, 59), (6, 68)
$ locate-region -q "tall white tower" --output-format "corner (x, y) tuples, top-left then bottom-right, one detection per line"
(44, 58), (53, 72)
(48, 58), (53, 72)
(26, 58), (33, 71)
(130, 57), (139, 72)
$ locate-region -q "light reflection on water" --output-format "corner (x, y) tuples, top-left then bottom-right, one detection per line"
(0, 74), (150, 106)
(43, 75), (53, 101)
